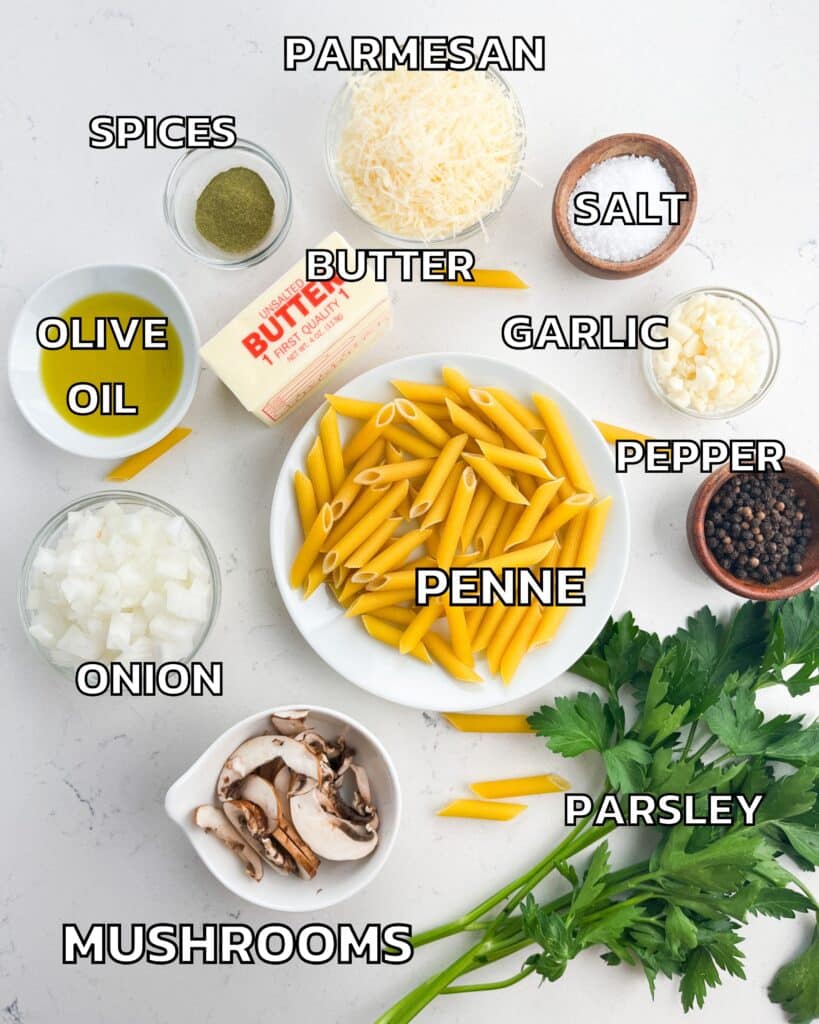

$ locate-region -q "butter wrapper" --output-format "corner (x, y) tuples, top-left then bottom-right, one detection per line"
(201, 232), (391, 423)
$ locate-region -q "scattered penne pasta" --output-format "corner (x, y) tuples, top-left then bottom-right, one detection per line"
(437, 799), (526, 821)
(469, 774), (571, 798)
(442, 713), (534, 733)
(288, 370), (613, 686)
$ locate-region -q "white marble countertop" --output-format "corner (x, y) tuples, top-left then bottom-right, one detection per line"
(2, 1), (818, 1021)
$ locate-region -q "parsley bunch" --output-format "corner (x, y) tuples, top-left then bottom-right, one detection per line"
(377, 592), (819, 1024)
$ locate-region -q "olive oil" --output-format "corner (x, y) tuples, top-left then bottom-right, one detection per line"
(40, 292), (184, 437)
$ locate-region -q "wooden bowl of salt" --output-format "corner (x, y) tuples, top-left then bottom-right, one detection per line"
(552, 133), (697, 279)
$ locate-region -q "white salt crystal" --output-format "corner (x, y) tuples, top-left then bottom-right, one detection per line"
(568, 154), (676, 262)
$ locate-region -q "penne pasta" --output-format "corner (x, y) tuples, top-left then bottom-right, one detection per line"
(577, 496), (612, 574)
(391, 380), (461, 405)
(355, 458), (434, 486)
(441, 713), (534, 733)
(506, 478), (565, 549)
(353, 527), (432, 583)
(329, 440), (386, 521)
(441, 366), (475, 404)
(372, 606), (417, 627)
(477, 441), (553, 480)
(399, 602), (442, 654)
(410, 433), (468, 518)
(323, 481), (410, 572)
(499, 603), (542, 684)
(527, 492), (594, 545)
(594, 420), (654, 445)
(291, 371), (613, 688)
(345, 588), (417, 617)
(486, 604), (528, 676)
(469, 388), (546, 458)
(530, 514), (586, 648)
(533, 394), (596, 495)
(472, 602), (507, 654)
(425, 633), (482, 683)
(437, 799), (526, 821)
(421, 463), (463, 528)
(470, 774), (571, 798)
(319, 407), (345, 491)
(485, 387), (543, 432)
(445, 398), (504, 446)
(394, 398), (451, 447)
(325, 394), (381, 419)
(294, 470), (318, 536)
(472, 540), (555, 574)
(474, 493), (506, 556)
(382, 425), (440, 459)
(361, 615), (432, 664)
(344, 516), (402, 570)
(445, 601), (473, 668)
(306, 437), (331, 508)
(461, 454), (528, 505)
(323, 483), (389, 551)
(366, 557), (436, 592)
(460, 482), (492, 551)
(487, 502), (521, 557)
(343, 402), (396, 464)
(436, 466), (477, 569)
(290, 504), (333, 588)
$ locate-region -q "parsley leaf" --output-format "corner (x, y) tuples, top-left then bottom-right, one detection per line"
(763, 591), (819, 695)
(750, 887), (815, 919)
(680, 946), (721, 1011)
(602, 739), (652, 795)
(704, 684), (802, 756)
(529, 692), (613, 757)
(769, 926), (819, 1023)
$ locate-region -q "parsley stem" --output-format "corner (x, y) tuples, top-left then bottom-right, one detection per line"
(681, 721), (698, 759)
(689, 734), (718, 762)
(441, 964), (536, 994)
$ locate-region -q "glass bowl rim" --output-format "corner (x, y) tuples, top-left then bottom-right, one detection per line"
(324, 68), (527, 245)
(18, 489), (222, 677)
(642, 286), (781, 420)
(162, 138), (294, 269)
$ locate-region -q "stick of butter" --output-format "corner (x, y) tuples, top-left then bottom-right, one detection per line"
(201, 232), (391, 424)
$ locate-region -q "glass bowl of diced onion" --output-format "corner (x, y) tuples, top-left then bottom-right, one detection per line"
(18, 491), (221, 677)
(643, 287), (780, 420)
(324, 69), (527, 244)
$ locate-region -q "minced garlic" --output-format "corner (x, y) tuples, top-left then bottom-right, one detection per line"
(651, 292), (768, 414)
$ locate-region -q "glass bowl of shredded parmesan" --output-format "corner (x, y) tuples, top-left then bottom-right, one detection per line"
(644, 287), (780, 419)
(325, 69), (526, 244)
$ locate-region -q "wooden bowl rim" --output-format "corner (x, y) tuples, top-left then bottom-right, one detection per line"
(552, 132), (697, 276)
(686, 457), (819, 600)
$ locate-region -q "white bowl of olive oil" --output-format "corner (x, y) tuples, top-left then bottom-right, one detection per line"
(8, 264), (200, 459)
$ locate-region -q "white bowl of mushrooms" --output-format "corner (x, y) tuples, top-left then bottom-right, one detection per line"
(165, 705), (401, 911)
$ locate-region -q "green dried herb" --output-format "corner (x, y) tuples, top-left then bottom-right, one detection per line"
(195, 166), (274, 254)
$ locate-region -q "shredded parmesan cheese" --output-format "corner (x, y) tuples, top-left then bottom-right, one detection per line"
(332, 70), (524, 241)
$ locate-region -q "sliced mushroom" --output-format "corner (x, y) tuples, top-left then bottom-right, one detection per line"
(193, 805), (263, 882)
(270, 710), (309, 737)
(289, 783), (379, 861)
(217, 735), (324, 800)
(347, 763), (379, 830)
(296, 729), (347, 766)
(239, 774), (281, 831)
(222, 799), (296, 876)
(242, 771), (321, 880)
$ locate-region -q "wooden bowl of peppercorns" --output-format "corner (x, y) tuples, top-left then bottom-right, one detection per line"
(687, 458), (819, 600)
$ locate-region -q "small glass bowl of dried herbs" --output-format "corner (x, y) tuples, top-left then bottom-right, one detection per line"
(164, 139), (293, 268)
(687, 458), (819, 599)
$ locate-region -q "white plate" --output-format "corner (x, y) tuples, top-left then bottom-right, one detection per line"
(271, 353), (630, 711)
(165, 705), (401, 911)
